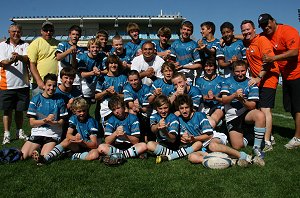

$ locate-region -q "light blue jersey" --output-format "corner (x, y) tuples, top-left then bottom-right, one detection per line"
(125, 39), (146, 61)
(178, 112), (213, 136)
(57, 42), (84, 68)
(109, 47), (131, 64)
(170, 39), (201, 66)
(150, 113), (179, 142)
(96, 74), (128, 118)
(187, 85), (202, 109)
(105, 113), (140, 144)
(77, 52), (106, 98)
(149, 78), (175, 98)
(123, 83), (151, 107)
(195, 75), (224, 109)
(199, 37), (220, 59)
(27, 93), (68, 137)
(216, 40), (246, 77)
(152, 40), (171, 53)
(96, 74), (127, 100)
(221, 76), (259, 122)
(69, 115), (98, 142)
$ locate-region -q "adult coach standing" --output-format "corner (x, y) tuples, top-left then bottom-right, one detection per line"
(258, 13), (300, 149)
(0, 23), (29, 144)
(27, 21), (59, 96)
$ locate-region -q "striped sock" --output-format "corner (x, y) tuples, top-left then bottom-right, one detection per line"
(122, 146), (139, 159)
(254, 127), (266, 148)
(154, 144), (173, 156)
(71, 152), (88, 160)
(168, 146), (194, 160)
(44, 144), (64, 161)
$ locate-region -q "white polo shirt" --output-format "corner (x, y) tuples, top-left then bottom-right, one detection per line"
(0, 39), (29, 90)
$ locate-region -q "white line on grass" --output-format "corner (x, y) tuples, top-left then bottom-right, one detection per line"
(272, 113), (293, 119)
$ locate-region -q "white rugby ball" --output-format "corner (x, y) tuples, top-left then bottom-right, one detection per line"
(202, 153), (232, 169)
(206, 152), (229, 158)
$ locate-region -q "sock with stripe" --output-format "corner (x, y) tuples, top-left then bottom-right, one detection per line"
(168, 146), (194, 160)
(253, 127), (266, 148)
(44, 144), (64, 161)
(154, 144), (173, 156)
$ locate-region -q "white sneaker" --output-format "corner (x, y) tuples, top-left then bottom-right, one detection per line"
(284, 137), (300, 149)
(271, 136), (276, 145)
(2, 131), (10, 145)
(16, 129), (28, 140)
(263, 141), (273, 152)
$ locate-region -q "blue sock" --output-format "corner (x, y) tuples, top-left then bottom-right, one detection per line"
(253, 127), (266, 148)
(154, 144), (173, 156)
(44, 144), (64, 161)
(239, 151), (248, 160)
(169, 146), (194, 160)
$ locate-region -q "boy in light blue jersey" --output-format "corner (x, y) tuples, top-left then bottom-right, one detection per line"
(195, 59), (225, 128)
(55, 67), (82, 140)
(125, 23), (146, 61)
(217, 22), (246, 78)
(56, 25), (84, 88)
(157, 94), (260, 167)
(153, 26), (172, 59)
(98, 95), (147, 159)
(123, 70), (153, 141)
(170, 72), (202, 111)
(148, 95), (180, 157)
(77, 38), (106, 103)
(197, 21), (220, 76)
(221, 60), (266, 162)
(96, 29), (112, 56)
(95, 55), (127, 130)
(20, 73), (68, 161)
(148, 62), (175, 103)
(170, 21), (202, 84)
(32, 97), (100, 165)
(110, 35), (132, 74)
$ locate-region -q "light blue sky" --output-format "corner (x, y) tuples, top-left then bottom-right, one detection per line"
(0, 0), (299, 40)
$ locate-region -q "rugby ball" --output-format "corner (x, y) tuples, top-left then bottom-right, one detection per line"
(202, 152), (232, 169)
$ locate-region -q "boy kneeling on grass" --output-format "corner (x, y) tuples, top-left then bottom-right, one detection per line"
(97, 95), (147, 159)
(21, 73), (68, 161)
(32, 97), (99, 165)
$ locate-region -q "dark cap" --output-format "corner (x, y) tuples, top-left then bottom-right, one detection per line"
(258, 13), (274, 28)
(42, 21), (54, 28)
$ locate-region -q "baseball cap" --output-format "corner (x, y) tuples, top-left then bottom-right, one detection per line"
(42, 21), (54, 28)
(258, 13), (274, 28)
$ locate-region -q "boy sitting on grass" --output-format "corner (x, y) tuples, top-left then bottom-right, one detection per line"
(147, 95), (180, 157)
(20, 73), (68, 161)
(97, 95), (147, 159)
(32, 97), (99, 165)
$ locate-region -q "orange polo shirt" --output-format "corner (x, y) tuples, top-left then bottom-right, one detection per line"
(245, 34), (279, 89)
(266, 24), (300, 81)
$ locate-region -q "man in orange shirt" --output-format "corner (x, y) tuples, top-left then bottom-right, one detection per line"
(240, 20), (280, 152)
(258, 13), (300, 149)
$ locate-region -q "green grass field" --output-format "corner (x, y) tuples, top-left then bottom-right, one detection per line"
(0, 86), (299, 198)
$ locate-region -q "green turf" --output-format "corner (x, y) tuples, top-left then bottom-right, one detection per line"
(0, 85), (299, 197)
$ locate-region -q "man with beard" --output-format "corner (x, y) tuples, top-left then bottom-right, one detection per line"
(257, 13), (300, 149)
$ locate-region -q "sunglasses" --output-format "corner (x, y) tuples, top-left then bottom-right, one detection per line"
(42, 28), (54, 33)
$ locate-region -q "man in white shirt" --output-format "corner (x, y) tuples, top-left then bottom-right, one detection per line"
(0, 23), (29, 144)
(131, 41), (164, 86)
